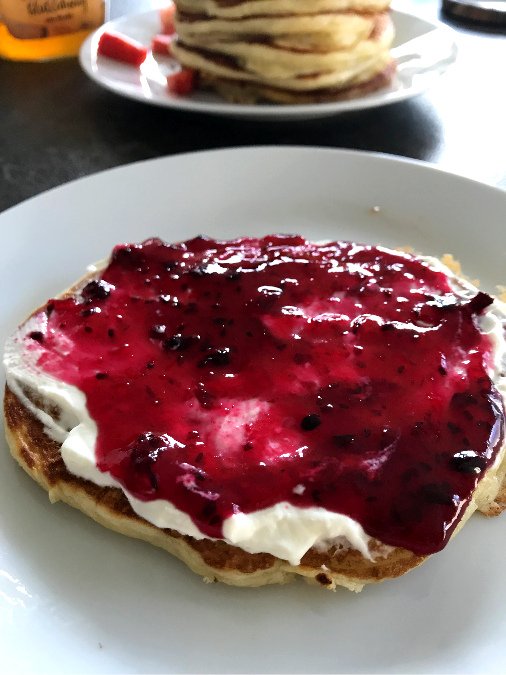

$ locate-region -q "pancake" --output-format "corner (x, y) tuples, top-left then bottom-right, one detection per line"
(197, 61), (395, 104)
(4, 236), (506, 591)
(171, 0), (396, 103)
(4, 385), (431, 590)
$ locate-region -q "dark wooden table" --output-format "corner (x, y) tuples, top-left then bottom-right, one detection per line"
(1, 0), (505, 213)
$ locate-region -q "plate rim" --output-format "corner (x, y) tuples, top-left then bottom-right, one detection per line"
(2, 145), (505, 222)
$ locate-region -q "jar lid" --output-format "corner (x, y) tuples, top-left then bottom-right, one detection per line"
(442, 0), (506, 27)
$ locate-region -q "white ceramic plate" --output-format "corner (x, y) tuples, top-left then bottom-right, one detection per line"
(1, 148), (505, 674)
(79, 7), (457, 120)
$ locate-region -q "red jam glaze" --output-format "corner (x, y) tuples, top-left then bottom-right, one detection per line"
(32, 236), (504, 555)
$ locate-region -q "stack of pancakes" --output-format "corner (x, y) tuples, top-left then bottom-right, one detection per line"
(171, 0), (396, 103)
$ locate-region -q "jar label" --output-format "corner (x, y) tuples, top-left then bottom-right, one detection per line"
(0, 0), (104, 39)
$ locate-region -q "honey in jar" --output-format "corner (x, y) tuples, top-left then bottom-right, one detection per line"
(0, 0), (106, 61)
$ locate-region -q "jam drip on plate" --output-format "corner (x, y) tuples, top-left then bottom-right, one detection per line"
(31, 236), (505, 555)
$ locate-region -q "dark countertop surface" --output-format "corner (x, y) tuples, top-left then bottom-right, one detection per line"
(1, 0), (505, 213)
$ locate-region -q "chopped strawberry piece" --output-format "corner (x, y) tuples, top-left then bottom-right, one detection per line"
(97, 31), (148, 67)
(152, 33), (174, 56)
(167, 68), (196, 96)
(160, 4), (176, 35)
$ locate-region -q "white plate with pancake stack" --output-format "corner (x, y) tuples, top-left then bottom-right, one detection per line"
(79, 4), (457, 119)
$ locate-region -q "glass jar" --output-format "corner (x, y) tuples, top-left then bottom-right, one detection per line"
(0, 0), (106, 61)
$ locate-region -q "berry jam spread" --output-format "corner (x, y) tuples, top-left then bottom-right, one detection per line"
(31, 236), (504, 555)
